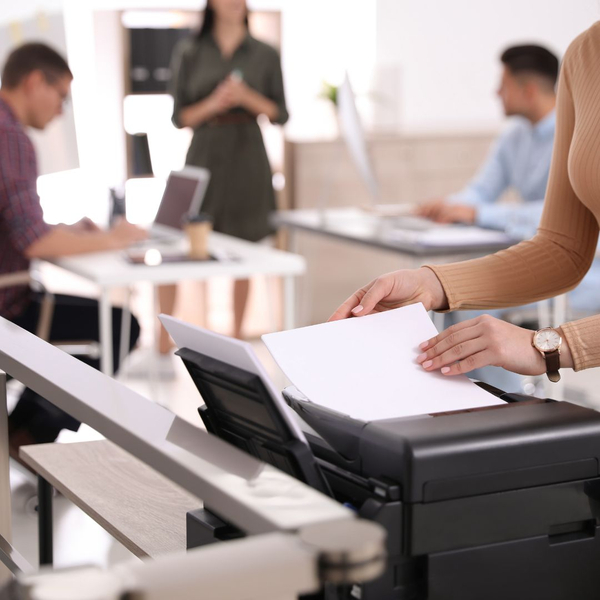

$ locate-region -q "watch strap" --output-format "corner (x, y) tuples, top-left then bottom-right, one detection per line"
(545, 349), (561, 383)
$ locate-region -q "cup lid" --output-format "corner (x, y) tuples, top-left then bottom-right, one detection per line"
(182, 212), (213, 224)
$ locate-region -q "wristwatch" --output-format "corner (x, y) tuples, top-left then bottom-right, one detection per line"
(532, 328), (562, 383)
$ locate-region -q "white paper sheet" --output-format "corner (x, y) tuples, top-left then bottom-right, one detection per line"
(262, 304), (504, 421)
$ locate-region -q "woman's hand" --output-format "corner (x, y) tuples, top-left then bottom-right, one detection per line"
(416, 314), (548, 376)
(220, 75), (251, 107)
(208, 80), (238, 115)
(329, 267), (448, 321)
(208, 75), (251, 114)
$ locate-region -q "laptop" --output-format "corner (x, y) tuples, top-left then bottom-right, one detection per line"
(142, 166), (211, 244)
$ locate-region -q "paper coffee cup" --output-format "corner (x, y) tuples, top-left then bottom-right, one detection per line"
(183, 213), (213, 259)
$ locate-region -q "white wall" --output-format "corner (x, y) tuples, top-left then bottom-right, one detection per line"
(0, 1), (63, 24)
(6, 0), (596, 211)
(376, 0), (600, 132)
(0, 3), (79, 177)
(277, 0), (377, 140)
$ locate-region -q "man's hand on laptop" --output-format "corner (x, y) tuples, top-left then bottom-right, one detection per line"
(415, 199), (476, 224)
(109, 217), (148, 248)
(432, 204), (477, 224)
(68, 217), (101, 233)
(414, 198), (446, 220)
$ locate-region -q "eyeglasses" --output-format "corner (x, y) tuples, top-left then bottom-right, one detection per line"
(42, 72), (71, 109)
(56, 88), (71, 109)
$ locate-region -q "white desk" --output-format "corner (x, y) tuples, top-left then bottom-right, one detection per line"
(273, 207), (515, 260)
(44, 232), (306, 376)
(274, 207), (517, 329)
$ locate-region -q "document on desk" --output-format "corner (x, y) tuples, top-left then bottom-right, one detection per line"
(386, 226), (513, 247)
(262, 303), (504, 421)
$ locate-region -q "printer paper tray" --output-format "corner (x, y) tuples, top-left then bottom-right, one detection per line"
(408, 477), (600, 555)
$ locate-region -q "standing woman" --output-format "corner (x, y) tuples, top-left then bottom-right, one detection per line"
(162, 0), (288, 346)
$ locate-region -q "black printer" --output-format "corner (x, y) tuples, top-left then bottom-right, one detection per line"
(176, 347), (600, 600)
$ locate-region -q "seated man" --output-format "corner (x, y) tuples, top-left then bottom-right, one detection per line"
(417, 45), (561, 392)
(0, 43), (147, 456)
(418, 44), (558, 236)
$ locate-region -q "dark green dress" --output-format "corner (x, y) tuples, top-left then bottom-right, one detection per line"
(169, 33), (288, 242)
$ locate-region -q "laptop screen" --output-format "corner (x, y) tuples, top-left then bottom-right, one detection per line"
(154, 172), (204, 230)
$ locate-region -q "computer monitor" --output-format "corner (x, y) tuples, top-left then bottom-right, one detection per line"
(337, 73), (379, 202)
(154, 166), (210, 230)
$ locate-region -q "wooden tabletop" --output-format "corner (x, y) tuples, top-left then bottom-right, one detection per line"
(20, 440), (202, 559)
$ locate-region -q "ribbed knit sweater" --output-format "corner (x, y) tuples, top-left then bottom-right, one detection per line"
(428, 23), (600, 372)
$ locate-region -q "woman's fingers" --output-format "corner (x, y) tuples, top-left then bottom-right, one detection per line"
(329, 276), (393, 321)
(328, 288), (368, 321)
(420, 317), (483, 351)
(438, 350), (496, 376)
(416, 314), (516, 376)
(418, 338), (487, 372)
(417, 314), (503, 376)
(328, 294), (362, 321)
(357, 277), (394, 315)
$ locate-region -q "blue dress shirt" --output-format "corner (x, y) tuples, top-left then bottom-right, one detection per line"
(448, 110), (600, 314)
(443, 110), (599, 391)
(448, 111), (555, 237)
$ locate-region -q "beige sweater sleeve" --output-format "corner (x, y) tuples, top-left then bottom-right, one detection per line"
(427, 38), (600, 371)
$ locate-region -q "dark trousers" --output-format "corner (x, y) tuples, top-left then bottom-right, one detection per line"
(9, 292), (141, 443)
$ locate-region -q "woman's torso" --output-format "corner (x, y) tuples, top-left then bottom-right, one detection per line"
(565, 22), (600, 218)
(175, 33), (279, 120)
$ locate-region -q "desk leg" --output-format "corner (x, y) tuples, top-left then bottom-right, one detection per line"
(537, 299), (551, 329)
(99, 288), (114, 377)
(431, 312), (446, 332)
(287, 228), (298, 255)
(119, 286), (132, 375)
(38, 476), (53, 567)
(148, 285), (161, 403)
(0, 372), (12, 583)
(283, 276), (296, 331)
(552, 294), (568, 328)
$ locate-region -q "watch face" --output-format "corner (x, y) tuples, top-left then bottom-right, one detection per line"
(534, 329), (561, 352)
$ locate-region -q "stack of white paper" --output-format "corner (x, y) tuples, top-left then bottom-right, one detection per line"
(262, 304), (504, 421)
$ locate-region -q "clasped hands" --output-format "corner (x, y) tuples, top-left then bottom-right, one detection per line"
(210, 73), (251, 114)
(329, 268), (562, 378)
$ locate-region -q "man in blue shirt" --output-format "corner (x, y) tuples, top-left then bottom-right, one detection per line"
(418, 45), (600, 391)
(418, 45), (557, 236)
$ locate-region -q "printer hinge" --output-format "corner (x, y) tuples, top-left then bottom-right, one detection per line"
(368, 477), (401, 501)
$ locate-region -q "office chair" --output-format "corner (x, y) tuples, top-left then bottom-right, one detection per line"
(0, 270), (99, 358)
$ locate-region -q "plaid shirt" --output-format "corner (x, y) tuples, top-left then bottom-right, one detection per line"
(0, 98), (50, 319)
